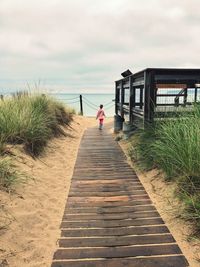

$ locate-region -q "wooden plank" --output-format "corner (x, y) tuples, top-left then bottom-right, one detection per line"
(62, 211), (160, 221)
(73, 166), (134, 169)
(74, 166), (134, 169)
(71, 176), (139, 180)
(73, 168), (133, 171)
(67, 195), (150, 203)
(71, 179), (142, 185)
(76, 156), (125, 159)
(67, 199), (152, 208)
(64, 205), (156, 214)
(53, 244), (182, 259)
(61, 225), (170, 237)
(51, 256), (188, 267)
(69, 185), (144, 192)
(59, 234), (175, 247)
(73, 171), (136, 174)
(72, 174), (137, 177)
(61, 218), (164, 228)
(156, 83), (187, 88)
(69, 188), (145, 194)
(157, 94), (185, 97)
(68, 190), (147, 197)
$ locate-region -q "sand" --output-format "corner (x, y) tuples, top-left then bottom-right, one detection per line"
(0, 116), (101, 267)
(0, 116), (199, 266)
(119, 139), (200, 267)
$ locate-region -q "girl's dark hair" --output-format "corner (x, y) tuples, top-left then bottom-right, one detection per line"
(100, 104), (103, 109)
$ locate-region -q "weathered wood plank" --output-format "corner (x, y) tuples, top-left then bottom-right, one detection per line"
(61, 218), (164, 228)
(68, 190), (147, 197)
(51, 256), (188, 267)
(64, 205), (156, 214)
(69, 185), (144, 192)
(61, 225), (170, 237)
(53, 244), (182, 259)
(70, 185), (144, 190)
(67, 195), (150, 203)
(66, 199), (153, 207)
(62, 211), (160, 221)
(71, 176), (139, 180)
(71, 181), (141, 186)
(59, 234), (175, 247)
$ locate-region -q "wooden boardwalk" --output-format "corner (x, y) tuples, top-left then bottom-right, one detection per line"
(51, 126), (189, 267)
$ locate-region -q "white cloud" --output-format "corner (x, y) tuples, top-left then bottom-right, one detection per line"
(0, 0), (200, 93)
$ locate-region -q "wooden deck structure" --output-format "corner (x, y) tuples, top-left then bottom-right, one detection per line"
(115, 68), (200, 127)
(51, 126), (188, 267)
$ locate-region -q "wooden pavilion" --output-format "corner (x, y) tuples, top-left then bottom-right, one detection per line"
(115, 68), (200, 128)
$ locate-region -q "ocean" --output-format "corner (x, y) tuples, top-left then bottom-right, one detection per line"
(50, 93), (115, 117)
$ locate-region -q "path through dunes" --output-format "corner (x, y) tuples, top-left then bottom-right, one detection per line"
(51, 126), (189, 267)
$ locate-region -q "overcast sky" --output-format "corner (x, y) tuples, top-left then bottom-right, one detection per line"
(0, 0), (200, 93)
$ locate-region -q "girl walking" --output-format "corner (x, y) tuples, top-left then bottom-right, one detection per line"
(96, 104), (106, 130)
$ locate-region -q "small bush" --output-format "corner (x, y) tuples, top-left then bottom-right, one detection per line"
(0, 93), (74, 156)
(129, 127), (156, 171)
(0, 157), (21, 188)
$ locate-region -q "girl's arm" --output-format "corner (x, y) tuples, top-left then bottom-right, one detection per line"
(96, 110), (100, 119)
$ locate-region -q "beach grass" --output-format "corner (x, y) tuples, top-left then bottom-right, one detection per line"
(0, 93), (75, 155)
(0, 157), (22, 188)
(0, 92), (75, 187)
(129, 104), (200, 233)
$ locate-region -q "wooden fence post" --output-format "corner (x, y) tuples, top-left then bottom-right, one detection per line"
(80, 95), (83, 115)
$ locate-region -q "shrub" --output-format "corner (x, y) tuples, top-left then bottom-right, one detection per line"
(0, 157), (21, 188)
(0, 93), (74, 155)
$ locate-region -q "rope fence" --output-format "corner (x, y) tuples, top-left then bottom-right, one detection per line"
(0, 93), (115, 116)
(55, 94), (115, 116)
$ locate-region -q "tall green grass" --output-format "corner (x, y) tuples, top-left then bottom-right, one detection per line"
(153, 118), (200, 178)
(0, 93), (75, 187)
(0, 93), (74, 155)
(129, 105), (200, 233)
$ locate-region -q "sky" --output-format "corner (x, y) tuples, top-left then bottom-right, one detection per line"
(0, 0), (200, 94)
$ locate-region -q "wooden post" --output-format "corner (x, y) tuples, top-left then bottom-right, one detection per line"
(0, 95), (3, 101)
(149, 71), (156, 123)
(140, 87), (143, 109)
(183, 88), (187, 106)
(115, 81), (119, 115)
(120, 81), (124, 118)
(80, 95), (83, 115)
(144, 70), (155, 125)
(195, 87), (198, 102)
(144, 70), (148, 125)
(129, 76), (133, 123)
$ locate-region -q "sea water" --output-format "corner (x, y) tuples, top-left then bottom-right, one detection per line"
(50, 93), (115, 117)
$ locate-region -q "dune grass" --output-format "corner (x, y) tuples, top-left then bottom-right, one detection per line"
(129, 105), (200, 234)
(0, 157), (23, 188)
(0, 93), (75, 188)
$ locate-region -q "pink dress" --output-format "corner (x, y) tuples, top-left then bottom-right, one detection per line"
(96, 109), (105, 124)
